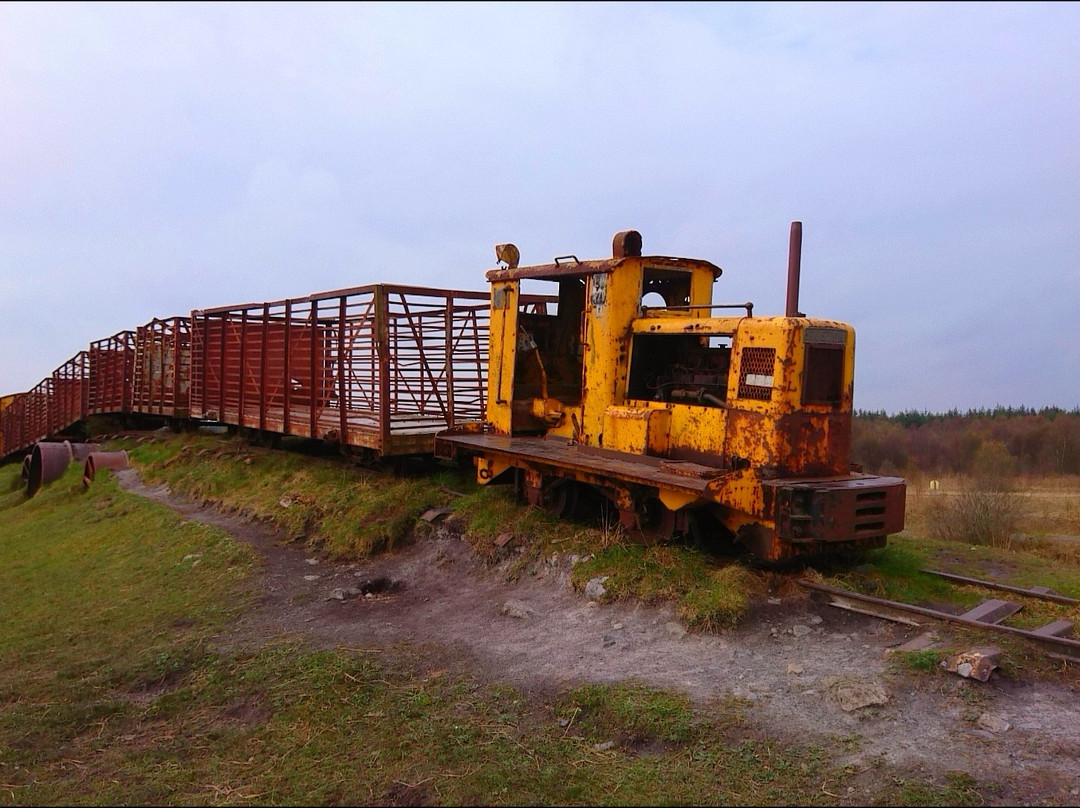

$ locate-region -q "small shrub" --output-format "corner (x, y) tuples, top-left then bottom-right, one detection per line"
(925, 442), (1026, 549)
(929, 488), (1021, 549)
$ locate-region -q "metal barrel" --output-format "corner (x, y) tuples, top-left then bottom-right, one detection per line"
(69, 442), (101, 463)
(27, 441), (75, 498)
(82, 451), (130, 489)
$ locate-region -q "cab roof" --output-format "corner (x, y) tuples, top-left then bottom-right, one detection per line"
(485, 255), (723, 283)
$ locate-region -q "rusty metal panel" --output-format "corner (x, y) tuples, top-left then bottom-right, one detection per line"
(88, 330), (135, 414)
(131, 317), (191, 417)
(26, 379), (52, 447)
(49, 351), (89, 435)
(0, 392), (32, 458)
(190, 311), (332, 425)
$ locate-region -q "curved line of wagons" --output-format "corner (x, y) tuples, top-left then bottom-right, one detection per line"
(1, 280), (555, 496)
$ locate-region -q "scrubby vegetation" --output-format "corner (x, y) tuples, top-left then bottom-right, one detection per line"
(853, 407), (1080, 477)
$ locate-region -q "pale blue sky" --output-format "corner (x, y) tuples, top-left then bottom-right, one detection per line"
(2, 1), (1078, 413)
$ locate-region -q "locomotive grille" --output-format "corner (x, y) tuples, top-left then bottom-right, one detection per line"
(853, 489), (888, 534)
(738, 347), (776, 401)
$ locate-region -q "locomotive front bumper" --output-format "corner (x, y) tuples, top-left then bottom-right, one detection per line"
(765, 474), (906, 544)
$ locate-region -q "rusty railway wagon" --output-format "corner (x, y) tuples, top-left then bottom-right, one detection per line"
(187, 284), (552, 458)
(0, 225), (905, 560)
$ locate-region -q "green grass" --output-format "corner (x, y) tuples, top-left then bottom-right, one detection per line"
(0, 441), (1004, 805)
(124, 432), (455, 559)
(571, 543), (765, 631)
(887, 650), (942, 674)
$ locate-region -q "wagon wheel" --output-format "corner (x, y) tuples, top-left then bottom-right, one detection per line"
(541, 480), (579, 520)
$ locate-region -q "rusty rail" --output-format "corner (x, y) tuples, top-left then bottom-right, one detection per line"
(798, 579), (1080, 663)
(921, 569), (1079, 606)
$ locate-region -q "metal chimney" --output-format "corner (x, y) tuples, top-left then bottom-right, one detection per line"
(785, 221), (803, 317)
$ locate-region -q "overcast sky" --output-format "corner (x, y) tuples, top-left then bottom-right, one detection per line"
(2, 1), (1078, 414)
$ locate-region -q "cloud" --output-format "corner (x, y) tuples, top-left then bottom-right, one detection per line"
(0, 2), (1077, 413)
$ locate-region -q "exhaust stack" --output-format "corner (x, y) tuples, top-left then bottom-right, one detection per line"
(786, 220), (803, 317)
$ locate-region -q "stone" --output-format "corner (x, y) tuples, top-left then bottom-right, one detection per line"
(305, 558), (319, 565)
(420, 507), (452, 523)
(787, 663), (804, 675)
(824, 676), (889, 712)
(501, 600), (534, 619)
(977, 713), (1011, 733)
(665, 621), (687, 639)
(942, 647), (1001, 682)
(584, 576), (609, 602)
(593, 740), (615, 751)
(792, 624), (813, 637)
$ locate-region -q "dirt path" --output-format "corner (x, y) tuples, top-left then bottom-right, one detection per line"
(116, 468), (1080, 805)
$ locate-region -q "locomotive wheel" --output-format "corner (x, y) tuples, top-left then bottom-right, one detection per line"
(687, 509), (738, 555)
(541, 480), (579, 519)
(619, 498), (677, 545)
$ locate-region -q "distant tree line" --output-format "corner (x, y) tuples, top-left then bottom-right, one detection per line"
(852, 407), (1080, 476)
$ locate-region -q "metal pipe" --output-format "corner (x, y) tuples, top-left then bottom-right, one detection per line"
(786, 220), (803, 317)
(69, 442), (101, 463)
(82, 451), (130, 489)
(27, 441), (74, 497)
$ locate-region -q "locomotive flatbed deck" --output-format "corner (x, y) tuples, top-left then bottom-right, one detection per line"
(439, 432), (723, 496)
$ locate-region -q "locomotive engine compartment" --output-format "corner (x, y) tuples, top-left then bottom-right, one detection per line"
(626, 333), (732, 407)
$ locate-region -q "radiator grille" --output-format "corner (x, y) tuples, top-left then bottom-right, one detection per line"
(738, 347), (775, 401)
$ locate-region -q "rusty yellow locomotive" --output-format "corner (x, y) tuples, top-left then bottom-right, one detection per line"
(438, 224), (905, 561)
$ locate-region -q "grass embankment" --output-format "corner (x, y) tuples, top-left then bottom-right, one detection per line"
(0, 447), (983, 805)
(0, 432), (997, 805)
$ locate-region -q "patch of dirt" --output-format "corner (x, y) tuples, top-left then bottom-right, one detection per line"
(115, 468), (1080, 805)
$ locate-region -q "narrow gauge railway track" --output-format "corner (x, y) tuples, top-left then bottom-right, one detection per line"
(798, 574), (1080, 664)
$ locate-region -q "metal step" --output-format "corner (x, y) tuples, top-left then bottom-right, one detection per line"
(1031, 620), (1075, 639)
(959, 599), (1023, 625)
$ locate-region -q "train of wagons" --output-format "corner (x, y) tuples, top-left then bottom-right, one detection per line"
(0, 224), (906, 562)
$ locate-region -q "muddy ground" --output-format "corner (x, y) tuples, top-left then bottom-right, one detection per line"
(116, 468), (1080, 806)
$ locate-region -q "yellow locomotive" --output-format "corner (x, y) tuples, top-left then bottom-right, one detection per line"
(437, 224), (905, 561)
